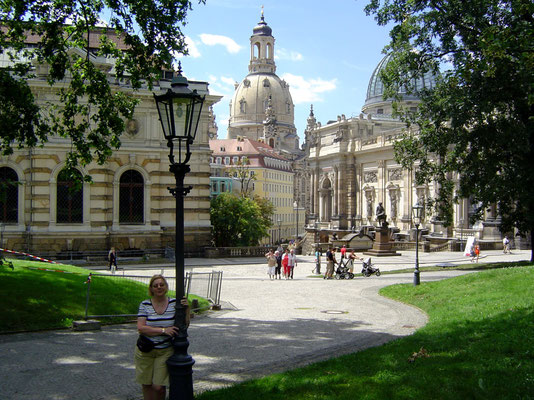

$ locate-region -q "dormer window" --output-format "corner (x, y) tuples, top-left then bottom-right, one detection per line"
(237, 146), (242, 151)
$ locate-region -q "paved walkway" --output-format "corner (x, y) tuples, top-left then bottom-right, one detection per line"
(0, 250), (529, 400)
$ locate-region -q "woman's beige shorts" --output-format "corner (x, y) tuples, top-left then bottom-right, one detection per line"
(134, 346), (174, 386)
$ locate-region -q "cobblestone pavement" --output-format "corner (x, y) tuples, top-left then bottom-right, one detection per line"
(0, 250), (529, 400)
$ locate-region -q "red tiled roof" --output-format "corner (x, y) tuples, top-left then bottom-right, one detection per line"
(210, 138), (289, 161)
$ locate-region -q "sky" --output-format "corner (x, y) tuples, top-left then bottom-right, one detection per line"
(178, 0), (394, 141)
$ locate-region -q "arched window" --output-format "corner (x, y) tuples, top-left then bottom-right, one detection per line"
(57, 169), (83, 223)
(0, 167), (18, 223)
(269, 138), (275, 148)
(266, 43), (272, 59)
(119, 170), (144, 223)
(254, 42), (261, 59)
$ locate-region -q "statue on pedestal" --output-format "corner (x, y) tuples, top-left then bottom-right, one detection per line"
(376, 202), (388, 228)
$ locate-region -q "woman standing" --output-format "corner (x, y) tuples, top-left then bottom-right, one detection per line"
(265, 250), (277, 280)
(282, 249), (290, 279)
(108, 247), (117, 272)
(274, 250), (282, 279)
(135, 274), (189, 400)
(347, 250), (359, 273)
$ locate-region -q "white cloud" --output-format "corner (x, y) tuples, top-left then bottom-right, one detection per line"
(199, 34), (242, 54)
(281, 73), (337, 104)
(185, 36), (201, 58)
(220, 76), (236, 86)
(275, 48), (303, 62)
(173, 36), (201, 63)
(206, 75), (237, 98)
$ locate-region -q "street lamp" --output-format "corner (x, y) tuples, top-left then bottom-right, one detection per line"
(412, 202), (424, 286)
(154, 62), (205, 400)
(293, 200), (299, 243)
(277, 218), (282, 244)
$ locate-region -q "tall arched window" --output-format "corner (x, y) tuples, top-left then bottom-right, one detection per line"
(0, 167), (18, 223)
(119, 170), (144, 223)
(57, 169), (83, 223)
(266, 43), (272, 59)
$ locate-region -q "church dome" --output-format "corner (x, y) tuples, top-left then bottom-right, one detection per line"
(229, 73), (294, 128)
(364, 53), (439, 109)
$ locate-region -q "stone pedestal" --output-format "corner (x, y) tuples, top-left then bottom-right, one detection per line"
(364, 226), (401, 257)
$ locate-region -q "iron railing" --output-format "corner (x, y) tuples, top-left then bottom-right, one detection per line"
(84, 270), (223, 319)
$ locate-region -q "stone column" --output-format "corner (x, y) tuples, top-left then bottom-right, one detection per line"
(333, 166), (339, 217)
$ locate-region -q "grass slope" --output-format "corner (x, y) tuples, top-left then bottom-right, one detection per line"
(197, 265), (534, 400)
(0, 260), (210, 333)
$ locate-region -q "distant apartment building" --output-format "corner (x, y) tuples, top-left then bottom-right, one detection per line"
(209, 137), (304, 244)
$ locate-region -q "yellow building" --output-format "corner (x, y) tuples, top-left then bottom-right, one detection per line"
(209, 137), (304, 244)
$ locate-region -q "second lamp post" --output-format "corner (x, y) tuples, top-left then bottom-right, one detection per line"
(412, 202), (424, 286)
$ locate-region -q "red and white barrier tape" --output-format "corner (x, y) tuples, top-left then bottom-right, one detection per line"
(1, 248), (59, 264)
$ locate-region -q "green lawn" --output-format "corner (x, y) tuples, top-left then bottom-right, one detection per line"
(0, 259), (210, 333)
(197, 264), (534, 400)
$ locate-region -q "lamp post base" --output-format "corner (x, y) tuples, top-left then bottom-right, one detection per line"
(167, 337), (195, 400)
(413, 269), (420, 286)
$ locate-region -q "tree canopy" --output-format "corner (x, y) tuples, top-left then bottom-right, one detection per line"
(210, 193), (274, 247)
(0, 0), (204, 182)
(365, 0), (534, 257)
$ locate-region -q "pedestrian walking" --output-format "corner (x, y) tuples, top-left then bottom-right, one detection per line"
(282, 249), (290, 279)
(265, 250), (277, 280)
(314, 248), (321, 274)
(274, 250), (282, 279)
(288, 249), (297, 279)
(474, 244), (480, 263)
(325, 246), (336, 279)
(340, 245), (347, 259)
(108, 247), (117, 272)
(503, 236), (512, 254)
(135, 275), (190, 400)
(347, 250), (361, 273)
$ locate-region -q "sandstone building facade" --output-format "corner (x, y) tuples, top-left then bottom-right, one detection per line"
(0, 35), (221, 256)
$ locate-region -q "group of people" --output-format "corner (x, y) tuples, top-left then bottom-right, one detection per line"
(265, 248), (297, 279)
(323, 245), (363, 279)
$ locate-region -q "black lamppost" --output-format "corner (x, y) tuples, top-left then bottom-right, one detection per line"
(277, 218), (282, 244)
(412, 202), (424, 286)
(154, 63), (205, 400)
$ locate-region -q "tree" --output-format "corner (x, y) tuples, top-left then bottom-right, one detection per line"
(210, 193), (274, 247)
(365, 0), (534, 260)
(227, 156), (256, 197)
(0, 0), (204, 183)
(253, 195), (275, 234)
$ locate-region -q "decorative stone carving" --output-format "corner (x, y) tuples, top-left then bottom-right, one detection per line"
(364, 171), (378, 183)
(366, 192), (373, 219)
(388, 168), (402, 181)
(126, 119), (139, 135)
(389, 190), (398, 218)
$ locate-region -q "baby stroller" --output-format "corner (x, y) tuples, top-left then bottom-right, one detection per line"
(335, 260), (355, 280)
(361, 257), (381, 277)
